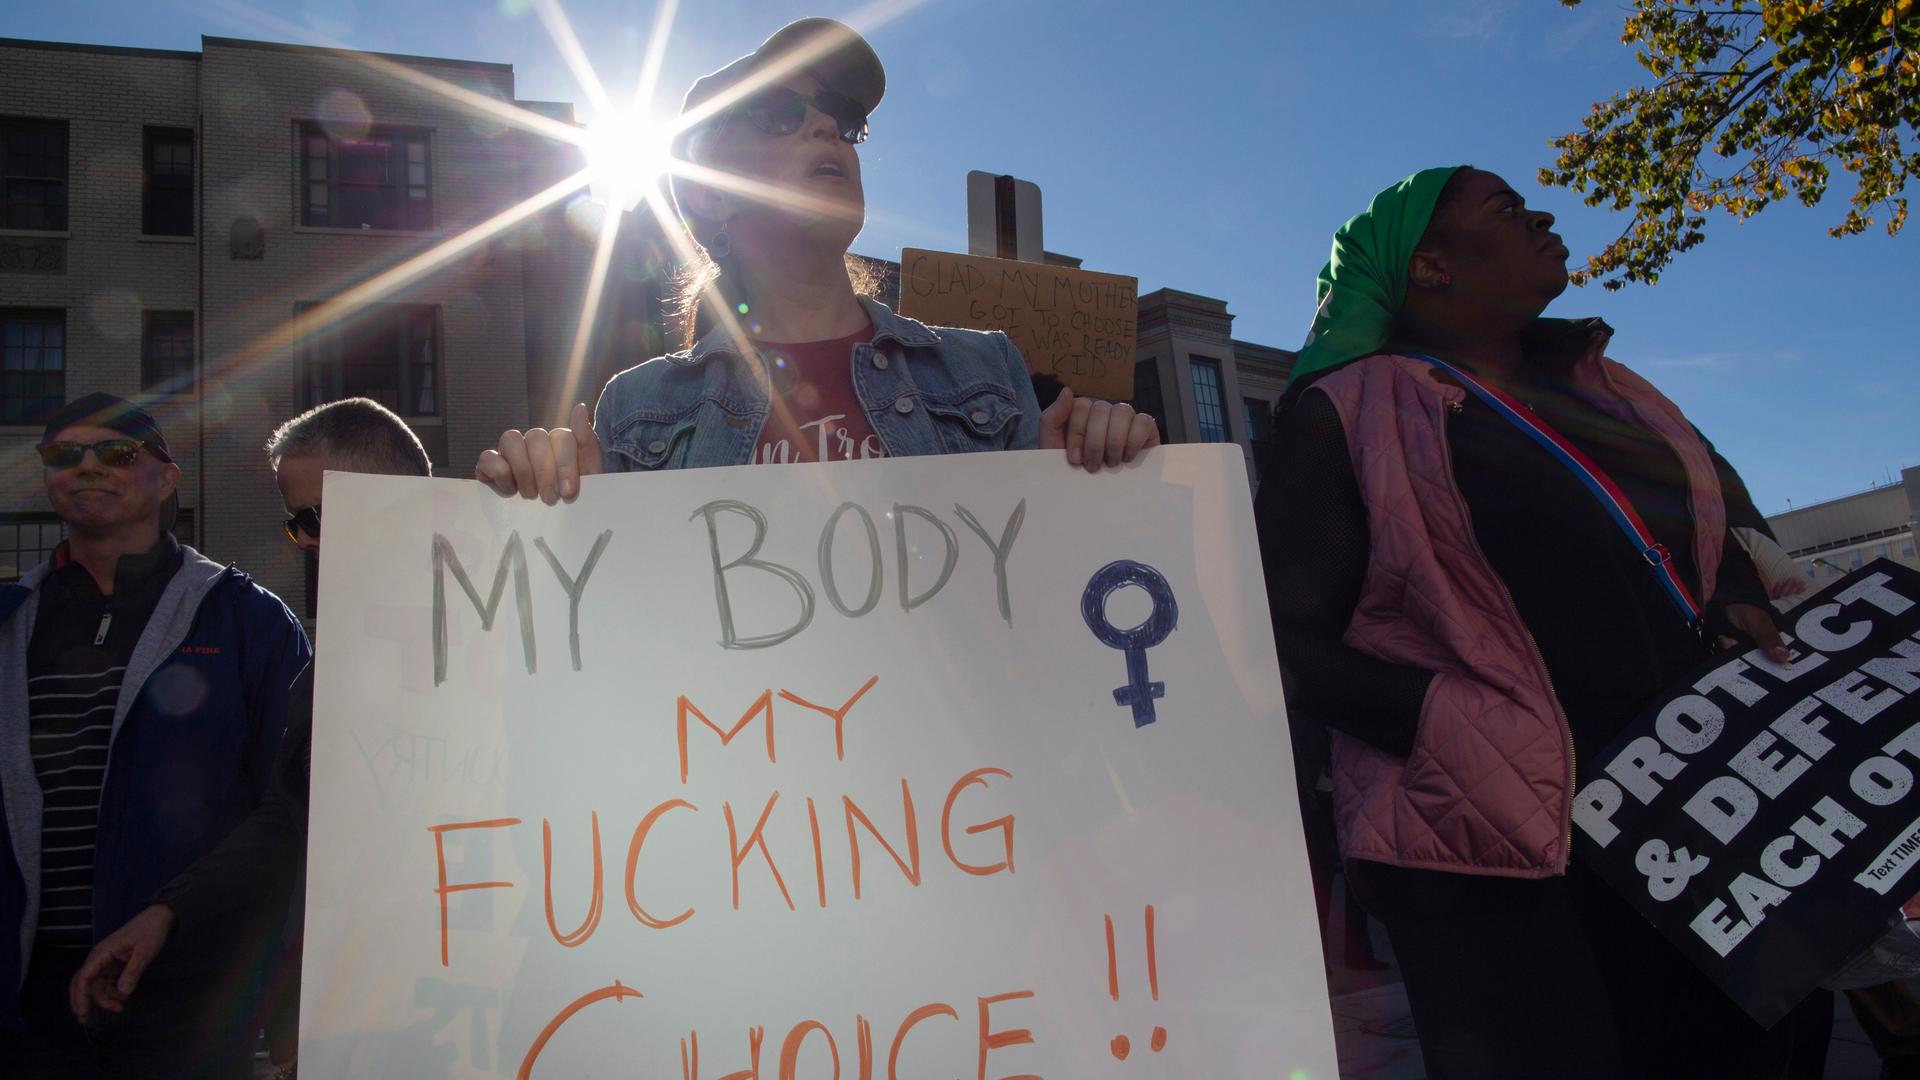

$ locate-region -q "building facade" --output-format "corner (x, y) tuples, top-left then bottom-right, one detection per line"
(1766, 466), (1920, 586)
(3, 32), (1301, 613)
(1, 35), (665, 612)
(1132, 289), (1295, 487)
(866, 268), (1299, 491)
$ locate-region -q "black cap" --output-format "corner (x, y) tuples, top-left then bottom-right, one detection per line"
(39, 392), (173, 463)
(671, 18), (885, 214)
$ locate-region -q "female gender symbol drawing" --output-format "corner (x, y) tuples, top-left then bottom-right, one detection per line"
(1080, 560), (1179, 728)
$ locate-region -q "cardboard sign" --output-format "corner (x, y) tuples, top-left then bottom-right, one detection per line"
(1576, 561), (1920, 1026)
(300, 446), (1336, 1078)
(897, 248), (1138, 402)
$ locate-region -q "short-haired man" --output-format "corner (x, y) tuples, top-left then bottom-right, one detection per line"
(1, 394), (311, 1078)
(69, 397), (431, 1077)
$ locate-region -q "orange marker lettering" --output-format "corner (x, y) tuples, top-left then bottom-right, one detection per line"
(726, 793), (795, 911)
(976, 990), (1040, 1080)
(942, 767), (1015, 877)
(778, 1020), (840, 1080)
(714, 1025), (765, 1080)
(679, 690), (774, 784)
(844, 779), (921, 900)
(777, 674), (879, 760)
(627, 799), (697, 929)
(807, 797), (828, 909)
(542, 812), (604, 948)
(890, 1003), (958, 1079)
(427, 817), (521, 968)
(515, 980), (641, 1079)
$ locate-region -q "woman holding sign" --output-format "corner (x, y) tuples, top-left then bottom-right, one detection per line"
(477, 18), (1155, 496)
(1256, 166), (1794, 1078)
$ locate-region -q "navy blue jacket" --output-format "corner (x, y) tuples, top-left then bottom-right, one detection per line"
(0, 545), (310, 1026)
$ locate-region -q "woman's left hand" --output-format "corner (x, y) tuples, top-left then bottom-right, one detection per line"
(1040, 387), (1160, 473)
(1722, 602), (1792, 666)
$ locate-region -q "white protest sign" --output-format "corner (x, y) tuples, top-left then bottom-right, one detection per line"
(301, 445), (1336, 1078)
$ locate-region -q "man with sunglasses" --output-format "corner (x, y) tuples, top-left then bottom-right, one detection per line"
(68, 396), (429, 1079)
(0, 393), (311, 1078)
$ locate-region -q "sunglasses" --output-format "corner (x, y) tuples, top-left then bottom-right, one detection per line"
(728, 86), (870, 144)
(37, 438), (155, 469)
(282, 505), (322, 544)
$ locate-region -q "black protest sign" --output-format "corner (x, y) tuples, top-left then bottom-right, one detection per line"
(1574, 560), (1920, 1027)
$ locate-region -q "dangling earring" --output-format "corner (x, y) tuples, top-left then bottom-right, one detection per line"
(1439, 273), (1453, 287)
(707, 224), (732, 260)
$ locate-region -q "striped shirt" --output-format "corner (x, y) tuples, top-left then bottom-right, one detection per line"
(25, 534), (181, 949)
(29, 666), (121, 948)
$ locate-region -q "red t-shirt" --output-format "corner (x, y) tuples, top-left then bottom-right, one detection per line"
(752, 324), (885, 464)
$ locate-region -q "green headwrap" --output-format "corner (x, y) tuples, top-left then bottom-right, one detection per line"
(1293, 166), (1465, 379)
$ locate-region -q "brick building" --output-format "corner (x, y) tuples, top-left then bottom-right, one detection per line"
(862, 262), (1298, 490)
(3, 32), (1300, 615)
(1767, 466), (1920, 586)
(1, 35), (666, 613)
(1131, 289), (1294, 486)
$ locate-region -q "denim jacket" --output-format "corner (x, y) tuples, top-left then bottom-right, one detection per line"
(592, 298), (1043, 470)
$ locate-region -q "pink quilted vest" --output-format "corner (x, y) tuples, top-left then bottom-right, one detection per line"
(1313, 343), (1725, 878)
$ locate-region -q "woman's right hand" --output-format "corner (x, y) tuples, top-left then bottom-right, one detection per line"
(475, 402), (604, 503)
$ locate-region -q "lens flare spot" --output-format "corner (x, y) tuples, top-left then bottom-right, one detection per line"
(736, 302), (750, 315)
(149, 664), (210, 718)
(301, 0), (358, 38)
(88, 290), (141, 343)
(316, 89), (373, 141)
(581, 116), (669, 212)
(922, 48), (970, 98)
(564, 194), (609, 240)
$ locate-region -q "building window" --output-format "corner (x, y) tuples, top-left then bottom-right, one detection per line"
(1133, 359), (1166, 439)
(1, 513), (65, 582)
(300, 302), (440, 415)
(1850, 550), (1864, 571)
(1190, 357), (1229, 443)
(300, 123), (432, 231)
(1904, 539), (1917, 559)
(1873, 544), (1891, 562)
(1244, 399), (1274, 480)
(1, 119), (67, 231)
(1, 309), (65, 425)
(142, 311), (195, 395)
(1802, 562), (1817, 581)
(143, 128), (194, 236)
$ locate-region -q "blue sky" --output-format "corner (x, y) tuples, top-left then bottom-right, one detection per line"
(13, 0), (1914, 513)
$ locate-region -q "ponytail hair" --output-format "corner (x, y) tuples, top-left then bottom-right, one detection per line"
(669, 221), (745, 352)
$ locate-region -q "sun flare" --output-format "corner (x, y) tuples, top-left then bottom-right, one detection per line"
(581, 115), (671, 212)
